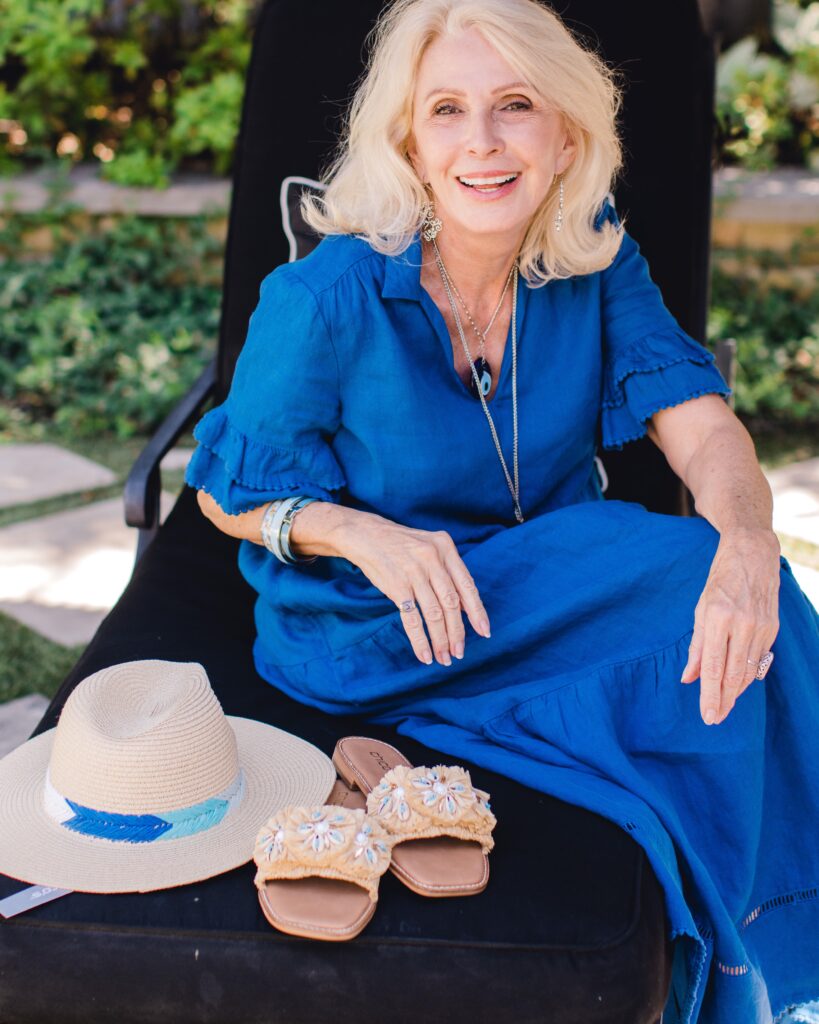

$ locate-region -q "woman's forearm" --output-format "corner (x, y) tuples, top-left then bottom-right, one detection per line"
(195, 490), (358, 558)
(682, 421), (778, 544)
(287, 500), (360, 558)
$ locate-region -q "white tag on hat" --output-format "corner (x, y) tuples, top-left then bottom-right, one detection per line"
(0, 884), (72, 918)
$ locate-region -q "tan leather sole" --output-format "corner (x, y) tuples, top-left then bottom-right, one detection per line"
(332, 736), (490, 899)
(257, 780), (377, 942)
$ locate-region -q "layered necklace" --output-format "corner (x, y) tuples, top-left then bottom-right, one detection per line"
(438, 260), (515, 400)
(431, 238), (524, 524)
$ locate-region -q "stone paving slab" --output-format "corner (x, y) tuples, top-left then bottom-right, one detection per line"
(714, 167), (819, 223)
(2, 165), (230, 216)
(0, 694), (49, 758)
(0, 492), (176, 647)
(765, 457), (819, 548)
(0, 444), (117, 510)
(160, 448), (193, 472)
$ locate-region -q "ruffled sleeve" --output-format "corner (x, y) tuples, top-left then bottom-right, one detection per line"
(596, 199), (732, 451)
(185, 265), (346, 514)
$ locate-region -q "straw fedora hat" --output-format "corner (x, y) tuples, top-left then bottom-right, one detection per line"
(0, 660), (336, 893)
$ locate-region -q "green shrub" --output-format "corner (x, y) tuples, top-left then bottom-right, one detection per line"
(0, 0), (252, 185)
(0, 207), (221, 438)
(709, 246), (819, 425)
(716, 0), (819, 170)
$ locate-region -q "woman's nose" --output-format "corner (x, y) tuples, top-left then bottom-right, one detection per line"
(466, 110), (504, 157)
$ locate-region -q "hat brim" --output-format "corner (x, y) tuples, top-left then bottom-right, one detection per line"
(0, 717), (336, 894)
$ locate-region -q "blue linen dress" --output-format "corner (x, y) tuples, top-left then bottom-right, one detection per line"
(185, 199), (819, 1024)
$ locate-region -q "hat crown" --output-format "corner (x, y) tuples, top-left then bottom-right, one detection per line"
(49, 661), (238, 814)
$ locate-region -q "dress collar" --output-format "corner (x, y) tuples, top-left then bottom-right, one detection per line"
(381, 233), (534, 303)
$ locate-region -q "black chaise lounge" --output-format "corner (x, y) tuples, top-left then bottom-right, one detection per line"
(0, 1), (750, 1021)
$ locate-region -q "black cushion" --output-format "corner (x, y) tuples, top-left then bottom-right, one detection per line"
(0, 487), (671, 1024)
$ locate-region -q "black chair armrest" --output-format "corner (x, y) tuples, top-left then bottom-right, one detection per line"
(714, 337), (737, 408)
(125, 357), (218, 562)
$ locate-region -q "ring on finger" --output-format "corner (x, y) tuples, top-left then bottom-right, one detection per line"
(756, 651), (774, 680)
(746, 651), (774, 680)
(399, 599), (417, 613)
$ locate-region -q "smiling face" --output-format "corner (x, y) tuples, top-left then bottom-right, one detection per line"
(407, 26), (576, 249)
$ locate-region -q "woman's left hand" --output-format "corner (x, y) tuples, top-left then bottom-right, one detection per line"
(680, 527), (781, 726)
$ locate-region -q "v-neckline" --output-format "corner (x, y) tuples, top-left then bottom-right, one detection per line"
(413, 238), (529, 407)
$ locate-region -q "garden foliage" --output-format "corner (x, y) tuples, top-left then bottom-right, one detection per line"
(0, 207), (221, 438)
(0, 0), (252, 186)
(716, 0), (819, 170)
(709, 247), (819, 426)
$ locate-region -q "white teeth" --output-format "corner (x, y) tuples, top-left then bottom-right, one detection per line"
(458, 173), (518, 187)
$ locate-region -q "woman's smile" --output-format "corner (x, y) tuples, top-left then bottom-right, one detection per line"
(455, 171), (521, 198)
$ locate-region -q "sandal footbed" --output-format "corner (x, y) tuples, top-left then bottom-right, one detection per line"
(259, 877), (376, 942)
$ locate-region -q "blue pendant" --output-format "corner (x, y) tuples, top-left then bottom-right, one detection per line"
(469, 358), (493, 400)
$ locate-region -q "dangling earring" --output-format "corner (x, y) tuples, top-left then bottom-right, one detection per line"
(553, 175), (564, 233)
(421, 200), (442, 242)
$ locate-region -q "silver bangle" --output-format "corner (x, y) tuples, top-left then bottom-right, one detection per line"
(260, 496), (319, 564)
(260, 497), (300, 562)
(260, 500), (285, 554)
(280, 496), (319, 565)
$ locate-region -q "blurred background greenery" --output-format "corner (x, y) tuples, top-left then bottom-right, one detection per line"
(0, 0), (252, 187)
(716, 0), (819, 170)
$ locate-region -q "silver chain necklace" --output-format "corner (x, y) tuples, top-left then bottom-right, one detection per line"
(437, 260), (514, 396)
(432, 239), (524, 524)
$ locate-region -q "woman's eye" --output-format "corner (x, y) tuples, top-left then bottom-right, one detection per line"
(433, 103), (460, 116)
(504, 99), (532, 111)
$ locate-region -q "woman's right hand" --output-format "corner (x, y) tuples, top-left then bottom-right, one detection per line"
(333, 510), (491, 666)
(196, 491), (491, 667)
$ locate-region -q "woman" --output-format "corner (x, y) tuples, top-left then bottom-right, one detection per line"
(186, 0), (819, 1020)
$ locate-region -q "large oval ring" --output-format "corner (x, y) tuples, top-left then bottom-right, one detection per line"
(755, 651), (774, 680)
(399, 599), (417, 613)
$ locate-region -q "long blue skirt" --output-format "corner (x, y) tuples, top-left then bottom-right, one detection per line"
(253, 499), (819, 1024)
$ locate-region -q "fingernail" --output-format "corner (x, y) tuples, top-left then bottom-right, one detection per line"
(680, 671), (687, 682)
(441, 653), (452, 666)
(480, 619), (491, 638)
(704, 709), (716, 725)
(422, 652), (433, 665)
(454, 643), (464, 659)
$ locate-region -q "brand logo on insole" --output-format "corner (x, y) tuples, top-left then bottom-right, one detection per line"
(368, 750), (393, 773)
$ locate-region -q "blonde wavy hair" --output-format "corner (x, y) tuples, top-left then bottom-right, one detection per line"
(301, 0), (626, 285)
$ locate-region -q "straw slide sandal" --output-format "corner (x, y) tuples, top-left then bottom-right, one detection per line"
(332, 736), (496, 898)
(253, 778), (394, 941)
